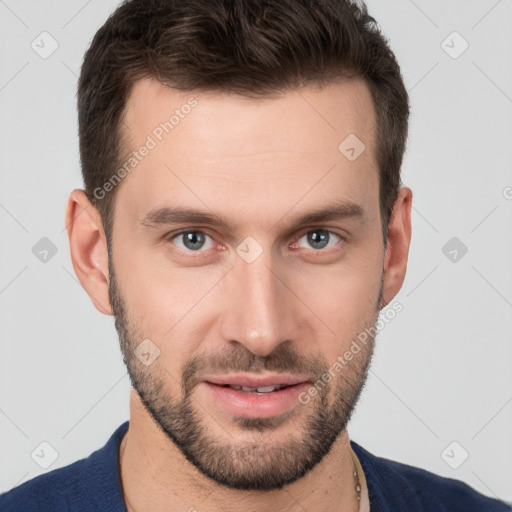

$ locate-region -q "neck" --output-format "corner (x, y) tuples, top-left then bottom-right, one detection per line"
(119, 391), (360, 512)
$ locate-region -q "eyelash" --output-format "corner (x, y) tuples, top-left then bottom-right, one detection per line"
(164, 228), (344, 257)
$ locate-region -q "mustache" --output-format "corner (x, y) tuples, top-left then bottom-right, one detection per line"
(182, 344), (328, 390)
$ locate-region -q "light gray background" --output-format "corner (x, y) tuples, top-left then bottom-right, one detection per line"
(1, 0), (511, 504)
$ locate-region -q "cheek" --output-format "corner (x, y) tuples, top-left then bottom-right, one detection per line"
(113, 241), (225, 347)
(293, 257), (381, 345)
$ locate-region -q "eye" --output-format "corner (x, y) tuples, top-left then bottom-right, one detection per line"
(170, 230), (216, 252)
(166, 228), (343, 255)
(294, 229), (342, 251)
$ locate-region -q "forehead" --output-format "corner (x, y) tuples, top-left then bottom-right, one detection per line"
(116, 76), (379, 231)
(123, 76), (376, 155)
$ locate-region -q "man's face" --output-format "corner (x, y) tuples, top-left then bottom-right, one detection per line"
(108, 77), (384, 490)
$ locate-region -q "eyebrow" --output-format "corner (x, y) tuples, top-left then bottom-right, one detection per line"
(140, 200), (365, 231)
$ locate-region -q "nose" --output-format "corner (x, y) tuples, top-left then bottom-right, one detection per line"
(219, 245), (298, 357)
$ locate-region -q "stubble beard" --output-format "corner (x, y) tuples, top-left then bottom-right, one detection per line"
(108, 257), (381, 491)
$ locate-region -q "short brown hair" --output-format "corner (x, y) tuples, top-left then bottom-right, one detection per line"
(78, 0), (409, 246)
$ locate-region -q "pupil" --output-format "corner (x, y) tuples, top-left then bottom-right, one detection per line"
(183, 231), (204, 250)
(308, 230), (329, 249)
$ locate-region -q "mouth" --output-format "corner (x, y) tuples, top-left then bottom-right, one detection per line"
(200, 375), (312, 418)
(203, 373), (310, 389)
(215, 383), (293, 394)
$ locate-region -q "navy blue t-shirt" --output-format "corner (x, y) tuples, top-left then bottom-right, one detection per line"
(0, 421), (509, 511)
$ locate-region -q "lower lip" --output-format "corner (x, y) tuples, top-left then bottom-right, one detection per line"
(201, 382), (311, 419)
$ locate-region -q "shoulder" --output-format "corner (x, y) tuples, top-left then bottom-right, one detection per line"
(351, 441), (511, 512)
(0, 457), (89, 512)
(0, 421), (129, 512)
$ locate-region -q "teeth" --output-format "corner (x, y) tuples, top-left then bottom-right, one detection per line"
(256, 385), (280, 393)
(228, 384), (286, 393)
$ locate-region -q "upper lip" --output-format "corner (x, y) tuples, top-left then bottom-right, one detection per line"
(204, 374), (311, 388)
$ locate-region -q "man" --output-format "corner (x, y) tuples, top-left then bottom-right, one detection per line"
(0, 0), (508, 510)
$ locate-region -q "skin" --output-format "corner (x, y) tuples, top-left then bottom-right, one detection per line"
(66, 76), (412, 512)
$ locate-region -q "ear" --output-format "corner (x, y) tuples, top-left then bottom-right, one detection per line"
(380, 186), (413, 309)
(65, 189), (113, 315)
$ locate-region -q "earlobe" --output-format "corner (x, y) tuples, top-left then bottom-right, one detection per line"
(65, 189), (113, 315)
(380, 187), (413, 309)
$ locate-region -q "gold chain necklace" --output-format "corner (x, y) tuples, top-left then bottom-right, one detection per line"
(352, 451), (362, 509)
